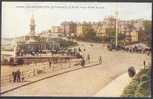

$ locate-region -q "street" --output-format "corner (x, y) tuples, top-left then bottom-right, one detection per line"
(2, 41), (151, 96)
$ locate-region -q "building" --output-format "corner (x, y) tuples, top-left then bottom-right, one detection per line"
(51, 26), (64, 33)
(95, 16), (143, 43)
(15, 15), (60, 56)
(91, 22), (99, 32)
(133, 19), (145, 31)
(96, 23), (106, 37)
(61, 21), (77, 36)
(76, 22), (83, 37)
(96, 16), (116, 39)
(125, 30), (139, 43)
(130, 31), (139, 42)
(76, 21), (94, 37)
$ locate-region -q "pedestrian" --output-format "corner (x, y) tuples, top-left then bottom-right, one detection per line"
(49, 61), (52, 67)
(143, 60), (146, 69)
(81, 58), (85, 67)
(21, 72), (24, 82)
(12, 71), (16, 83)
(16, 70), (21, 82)
(49, 59), (52, 68)
(99, 56), (102, 64)
(16, 70), (19, 82)
(87, 54), (90, 64)
(78, 47), (81, 52)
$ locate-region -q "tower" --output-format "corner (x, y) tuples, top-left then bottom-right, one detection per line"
(29, 15), (36, 36)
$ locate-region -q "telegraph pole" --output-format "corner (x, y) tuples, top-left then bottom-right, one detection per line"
(115, 11), (118, 48)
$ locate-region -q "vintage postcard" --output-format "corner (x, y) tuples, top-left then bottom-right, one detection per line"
(1, 2), (152, 97)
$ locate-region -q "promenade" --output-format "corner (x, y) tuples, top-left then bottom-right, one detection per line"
(1, 41), (151, 96)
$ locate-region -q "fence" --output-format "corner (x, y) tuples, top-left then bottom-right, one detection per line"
(1, 58), (82, 86)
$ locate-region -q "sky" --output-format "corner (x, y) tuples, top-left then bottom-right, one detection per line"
(2, 2), (152, 38)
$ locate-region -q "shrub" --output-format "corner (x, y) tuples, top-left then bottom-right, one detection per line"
(60, 40), (78, 48)
(121, 67), (151, 97)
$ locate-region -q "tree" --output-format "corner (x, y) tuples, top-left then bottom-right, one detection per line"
(108, 30), (126, 46)
(143, 20), (151, 34)
(85, 32), (96, 40)
(48, 29), (52, 33)
(82, 23), (94, 36)
(143, 20), (151, 47)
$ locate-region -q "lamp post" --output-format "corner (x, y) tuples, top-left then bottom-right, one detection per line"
(115, 11), (118, 48)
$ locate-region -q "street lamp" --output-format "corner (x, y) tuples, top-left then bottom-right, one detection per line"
(115, 11), (118, 48)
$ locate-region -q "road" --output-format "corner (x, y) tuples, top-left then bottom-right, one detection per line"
(2, 41), (151, 96)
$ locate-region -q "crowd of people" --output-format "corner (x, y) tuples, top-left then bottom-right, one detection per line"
(124, 47), (151, 55)
(107, 44), (151, 55)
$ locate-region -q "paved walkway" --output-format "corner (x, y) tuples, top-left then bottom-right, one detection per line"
(1, 41), (150, 96)
(0, 61), (98, 95)
(95, 69), (140, 97)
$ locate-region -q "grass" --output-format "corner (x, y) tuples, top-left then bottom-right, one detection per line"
(60, 40), (78, 48)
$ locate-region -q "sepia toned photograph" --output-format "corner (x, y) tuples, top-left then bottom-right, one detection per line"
(0, 2), (152, 97)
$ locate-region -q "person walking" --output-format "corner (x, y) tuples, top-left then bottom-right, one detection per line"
(87, 54), (90, 64)
(16, 70), (21, 82)
(12, 71), (16, 83)
(84, 48), (86, 52)
(16, 70), (19, 82)
(78, 47), (81, 52)
(49, 59), (52, 68)
(21, 71), (24, 82)
(81, 58), (85, 67)
(143, 60), (146, 69)
(99, 56), (102, 64)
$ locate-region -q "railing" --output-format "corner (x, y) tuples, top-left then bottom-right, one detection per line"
(1, 58), (82, 86)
